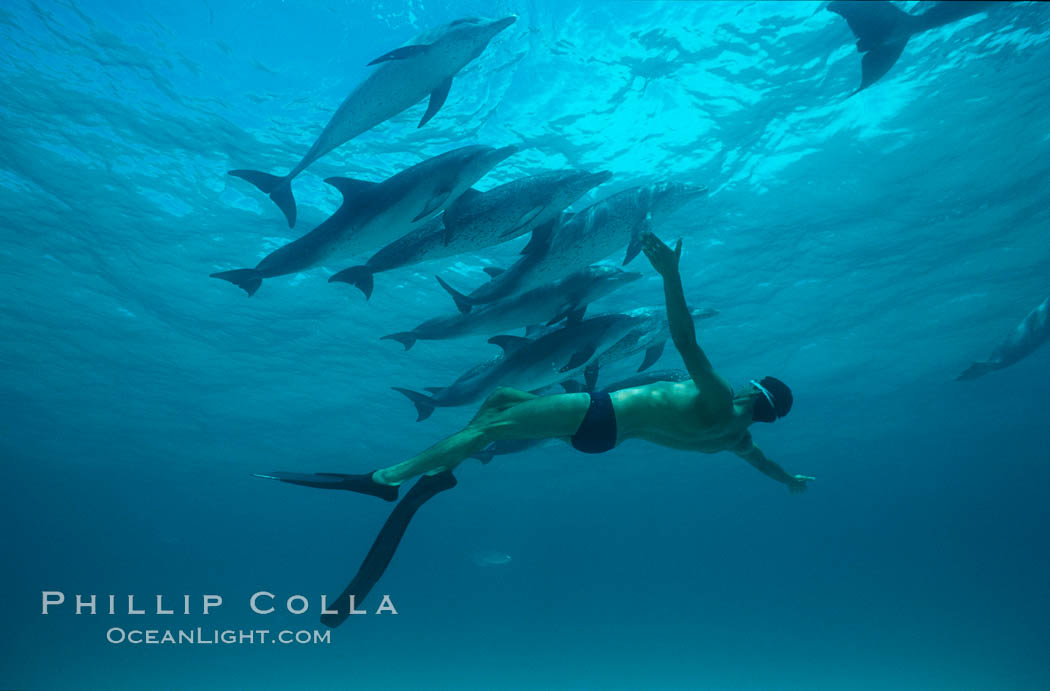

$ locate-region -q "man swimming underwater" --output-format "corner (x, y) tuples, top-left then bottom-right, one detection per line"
(256, 232), (813, 627)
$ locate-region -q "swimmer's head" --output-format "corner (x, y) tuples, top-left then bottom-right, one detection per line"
(749, 376), (792, 423)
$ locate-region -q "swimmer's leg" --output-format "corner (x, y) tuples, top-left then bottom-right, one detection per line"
(321, 469), (458, 629)
(373, 388), (589, 486)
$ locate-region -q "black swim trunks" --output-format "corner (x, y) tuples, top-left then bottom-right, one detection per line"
(570, 391), (618, 454)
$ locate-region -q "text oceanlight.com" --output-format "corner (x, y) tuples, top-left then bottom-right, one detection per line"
(105, 628), (331, 645)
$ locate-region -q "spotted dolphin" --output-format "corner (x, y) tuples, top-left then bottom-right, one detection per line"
(436, 182), (708, 311)
(393, 313), (644, 421)
(957, 295), (1050, 380)
(382, 266), (641, 350)
(229, 16), (517, 227)
(595, 305), (719, 373)
(828, 1), (998, 94)
(211, 145), (516, 296)
(329, 170), (612, 299)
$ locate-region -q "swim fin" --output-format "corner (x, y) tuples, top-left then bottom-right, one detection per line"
(320, 470), (458, 628)
(252, 471), (398, 502)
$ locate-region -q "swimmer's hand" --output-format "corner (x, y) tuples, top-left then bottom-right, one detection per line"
(642, 232), (682, 277)
(788, 474), (814, 494)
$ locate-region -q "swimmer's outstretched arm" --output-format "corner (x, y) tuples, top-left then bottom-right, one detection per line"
(733, 434), (813, 494)
(641, 233), (732, 406)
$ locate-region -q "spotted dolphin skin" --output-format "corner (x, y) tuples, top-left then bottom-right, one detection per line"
(329, 169), (611, 300)
(436, 182), (708, 310)
(229, 16), (517, 227)
(957, 295), (1050, 381)
(382, 266), (641, 350)
(212, 145), (516, 296)
(828, 1), (998, 94)
(393, 313), (645, 421)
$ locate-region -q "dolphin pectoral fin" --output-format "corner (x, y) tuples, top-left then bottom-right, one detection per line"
(320, 470), (456, 630)
(211, 269), (263, 297)
(435, 275), (473, 314)
(392, 387), (437, 422)
(547, 304), (586, 326)
(419, 76), (453, 128)
(413, 190), (451, 223)
(583, 363), (600, 392)
(560, 380), (584, 394)
(229, 170), (296, 228)
(520, 219), (556, 256)
(444, 188), (482, 227)
(381, 332), (418, 351)
(560, 345), (597, 373)
(500, 205), (546, 239)
(638, 342), (665, 372)
(956, 361), (997, 381)
(329, 266), (375, 300)
(324, 177), (379, 210)
(366, 44), (430, 66)
(488, 335), (531, 355)
(624, 218), (650, 265)
(854, 39), (908, 93)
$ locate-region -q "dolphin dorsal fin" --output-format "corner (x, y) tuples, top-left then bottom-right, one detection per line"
(488, 335), (531, 355)
(367, 44), (430, 66)
(324, 177), (378, 208)
(435, 275), (473, 314)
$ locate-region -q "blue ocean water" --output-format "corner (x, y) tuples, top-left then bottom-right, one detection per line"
(2, 0), (1049, 688)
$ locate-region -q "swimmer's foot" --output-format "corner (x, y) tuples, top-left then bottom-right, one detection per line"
(252, 471), (398, 502)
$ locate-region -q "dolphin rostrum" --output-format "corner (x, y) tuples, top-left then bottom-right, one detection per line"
(957, 295), (1050, 381)
(212, 145), (516, 296)
(436, 182), (708, 311)
(329, 169), (611, 299)
(828, 1), (998, 94)
(229, 16), (517, 227)
(382, 266), (641, 350)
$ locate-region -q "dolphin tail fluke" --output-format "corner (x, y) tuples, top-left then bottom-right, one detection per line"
(956, 361), (997, 381)
(211, 269), (263, 297)
(229, 169), (297, 228)
(320, 470), (457, 629)
(392, 387), (436, 421)
(435, 275), (473, 314)
(855, 40), (909, 94)
(382, 332), (418, 351)
(329, 266), (375, 300)
(827, 1), (913, 93)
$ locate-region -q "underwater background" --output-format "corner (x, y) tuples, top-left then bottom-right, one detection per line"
(2, 0), (1049, 688)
